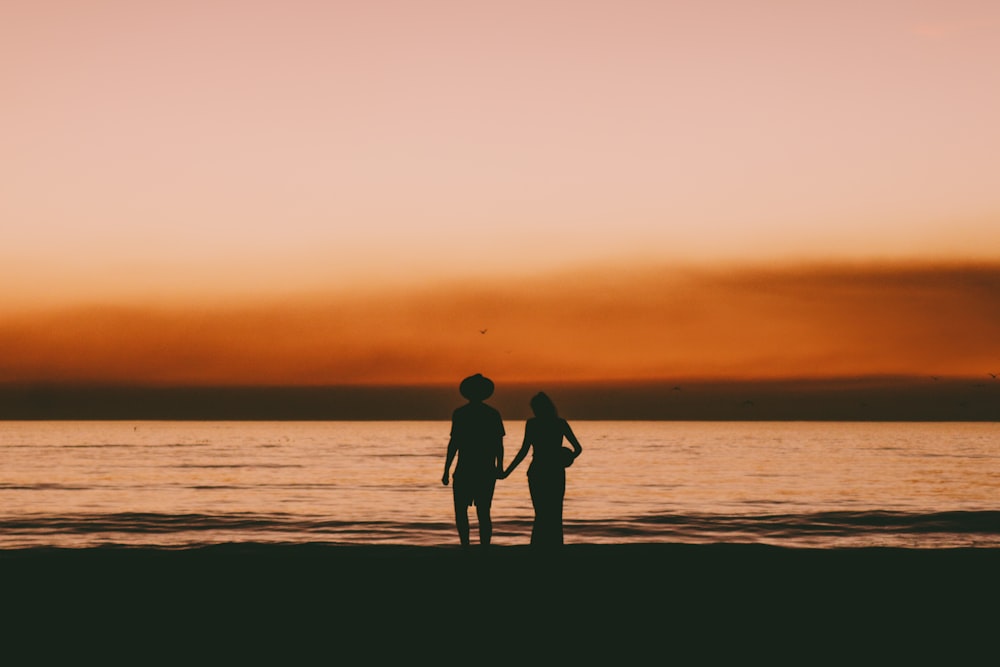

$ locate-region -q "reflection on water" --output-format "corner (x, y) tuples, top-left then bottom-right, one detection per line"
(0, 421), (998, 548)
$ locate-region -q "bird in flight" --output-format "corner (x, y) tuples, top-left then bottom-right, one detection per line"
(989, 373), (997, 380)
(480, 329), (488, 334)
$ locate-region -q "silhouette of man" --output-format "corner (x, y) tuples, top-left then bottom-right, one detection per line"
(442, 373), (505, 547)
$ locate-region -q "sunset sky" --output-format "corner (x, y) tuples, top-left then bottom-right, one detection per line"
(3, 1), (999, 395)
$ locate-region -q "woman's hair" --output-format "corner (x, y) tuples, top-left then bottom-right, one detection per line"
(530, 392), (558, 419)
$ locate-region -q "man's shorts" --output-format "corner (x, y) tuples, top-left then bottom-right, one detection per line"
(453, 471), (497, 508)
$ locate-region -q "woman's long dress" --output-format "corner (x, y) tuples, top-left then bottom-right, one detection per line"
(525, 417), (570, 546)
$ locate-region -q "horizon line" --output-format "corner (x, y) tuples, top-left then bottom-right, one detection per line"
(2, 377), (997, 422)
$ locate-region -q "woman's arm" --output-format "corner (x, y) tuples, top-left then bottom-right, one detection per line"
(564, 421), (582, 460)
(501, 432), (531, 479)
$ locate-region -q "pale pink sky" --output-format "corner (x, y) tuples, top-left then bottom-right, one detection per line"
(3, 0), (1000, 307)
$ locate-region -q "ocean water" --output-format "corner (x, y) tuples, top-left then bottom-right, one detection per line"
(0, 420), (998, 549)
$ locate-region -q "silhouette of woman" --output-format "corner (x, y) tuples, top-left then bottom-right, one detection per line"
(501, 392), (582, 546)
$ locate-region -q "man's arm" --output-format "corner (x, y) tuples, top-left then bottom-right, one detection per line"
(442, 437), (458, 486)
(495, 436), (505, 479)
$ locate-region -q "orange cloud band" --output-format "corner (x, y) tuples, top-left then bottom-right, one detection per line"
(2, 262), (998, 386)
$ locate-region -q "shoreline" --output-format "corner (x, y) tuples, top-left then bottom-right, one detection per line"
(5, 542), (997, 605)
(3, 543), (996, 658)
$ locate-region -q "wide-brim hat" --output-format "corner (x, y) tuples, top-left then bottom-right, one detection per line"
(459, 373), (495, 401)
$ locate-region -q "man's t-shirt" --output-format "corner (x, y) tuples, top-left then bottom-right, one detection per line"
(450, 402), (505, 478)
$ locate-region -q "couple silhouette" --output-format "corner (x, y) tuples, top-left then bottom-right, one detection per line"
(441, 373), (582, 547)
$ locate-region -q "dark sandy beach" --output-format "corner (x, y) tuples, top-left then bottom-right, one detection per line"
(2, 543), (997, 660)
